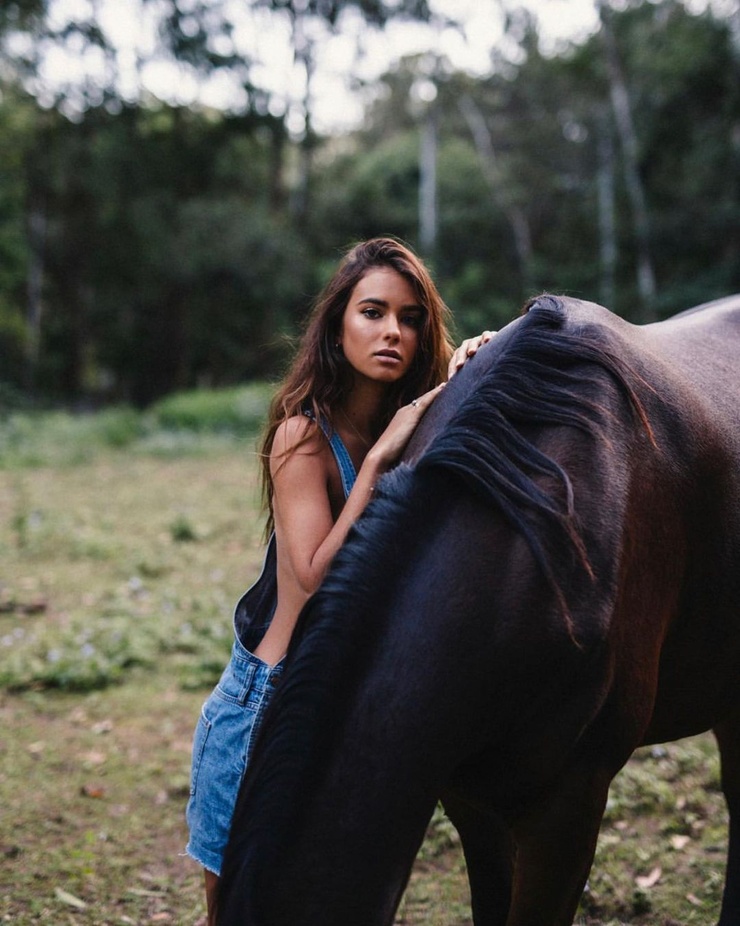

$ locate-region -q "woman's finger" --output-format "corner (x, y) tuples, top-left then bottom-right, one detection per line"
(448, 330), (497, 378)
(409, 382), (446, 411)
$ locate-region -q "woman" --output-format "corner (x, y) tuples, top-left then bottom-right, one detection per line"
(185, 237), (492, 924)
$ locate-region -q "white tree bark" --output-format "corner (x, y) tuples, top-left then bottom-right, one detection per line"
(458, 93), (534, 296)
(419, 105), (438, 255)
(598, 0), (657, 319)
(25, 200), (46, 392)
(596, 110), (617, 310)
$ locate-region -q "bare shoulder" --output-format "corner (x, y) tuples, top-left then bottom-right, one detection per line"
(271, 415), (327, 474)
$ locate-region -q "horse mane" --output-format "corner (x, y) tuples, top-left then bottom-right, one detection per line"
(299, 295), (654, 653)
(413, 295), (654, 627)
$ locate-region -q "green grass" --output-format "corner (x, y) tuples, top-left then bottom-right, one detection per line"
(0, 385), (274, 692)
(0, 449), (265, 692)
(0, 398), (730, 924)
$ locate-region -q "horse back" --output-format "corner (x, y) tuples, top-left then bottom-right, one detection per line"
(567, 295), (740, 741)
(642, 294), (740, 440)
(495, 296), (740, 744)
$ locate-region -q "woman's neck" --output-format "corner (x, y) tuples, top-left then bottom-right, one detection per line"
(336, 382), (387, 445)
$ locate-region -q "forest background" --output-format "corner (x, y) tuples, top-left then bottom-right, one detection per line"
(1, 0), (738, 410)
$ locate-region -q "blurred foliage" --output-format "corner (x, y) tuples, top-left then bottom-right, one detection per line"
(149, 382), (273, 434)
(0, 382), (272, 469)
(0, 0), (738, 407)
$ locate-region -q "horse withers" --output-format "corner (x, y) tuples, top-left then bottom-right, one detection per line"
(219, 294), (740, 926)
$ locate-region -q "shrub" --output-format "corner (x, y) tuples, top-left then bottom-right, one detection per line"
(0, 383), (273, 468)
(149, 384), (272, 435)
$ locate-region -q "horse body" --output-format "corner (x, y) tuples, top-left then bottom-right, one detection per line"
(219, 295), (740, 926)
(634, 298), (740, 744)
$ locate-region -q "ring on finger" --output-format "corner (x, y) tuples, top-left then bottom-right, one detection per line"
(411, 398), (419, 408)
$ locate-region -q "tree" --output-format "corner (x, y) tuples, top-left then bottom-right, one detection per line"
(609, 0), (740, 309)
(0, 88), (36, 398)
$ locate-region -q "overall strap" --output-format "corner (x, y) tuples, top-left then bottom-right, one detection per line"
(304, 409), (357, 499)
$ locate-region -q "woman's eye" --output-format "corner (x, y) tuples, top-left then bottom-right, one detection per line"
(402, 314), (422, 328)
(361, 308), (381, 319)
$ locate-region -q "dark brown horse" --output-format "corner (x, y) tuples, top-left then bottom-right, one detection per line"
(219, 294), (740, 926)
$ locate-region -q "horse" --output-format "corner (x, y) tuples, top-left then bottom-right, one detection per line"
(218, 293), (740, 926)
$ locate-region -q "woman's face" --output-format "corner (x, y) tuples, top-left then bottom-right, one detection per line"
(338, 267), (423, 387)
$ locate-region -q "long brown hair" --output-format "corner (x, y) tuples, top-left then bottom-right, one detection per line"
(260, 237), (454, 535)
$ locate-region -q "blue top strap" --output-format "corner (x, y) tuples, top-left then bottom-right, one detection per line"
(304, 409), (357, 499)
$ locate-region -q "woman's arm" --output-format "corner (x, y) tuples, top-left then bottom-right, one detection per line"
(272, 383), (445, 599)
(270, 415), (375, 599)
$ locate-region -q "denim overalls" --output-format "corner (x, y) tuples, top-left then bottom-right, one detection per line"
(185, 419), (357, 875)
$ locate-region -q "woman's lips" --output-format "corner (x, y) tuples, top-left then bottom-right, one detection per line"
(374, 349), (402, 362)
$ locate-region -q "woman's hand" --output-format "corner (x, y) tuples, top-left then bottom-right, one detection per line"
(448, 330), (496, 379)
(366, 382), (446, 469)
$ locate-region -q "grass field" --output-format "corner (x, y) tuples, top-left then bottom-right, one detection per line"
(0, 403), (729, 925)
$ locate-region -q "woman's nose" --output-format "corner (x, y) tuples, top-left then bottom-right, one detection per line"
(384, 314), (401, 339)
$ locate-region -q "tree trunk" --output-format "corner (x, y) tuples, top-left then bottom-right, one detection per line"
(419, 105), (438, 257)
(268, 116), (287, 213)
(598, 0), (657, 320)
(288, 10), (314, 226)
(596, 111), (617, 310)
(25, 197), (46, 395)
(458, 94), (534, 297)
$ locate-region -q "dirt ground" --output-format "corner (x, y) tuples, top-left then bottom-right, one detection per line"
(1, 673), (207, 924)
(0, 671), (474, 926)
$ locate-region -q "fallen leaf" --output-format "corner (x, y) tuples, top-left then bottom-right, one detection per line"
(686, 893), (703, 906)
(22, 595), (48, 614)
(54, 887), (87, 909)
(81, 783), (106, 799)
(91, 719), (113, 734)
(27, 741), (45, 756)
(635, 866), (662, 889)
(670, 834), (690, 850)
